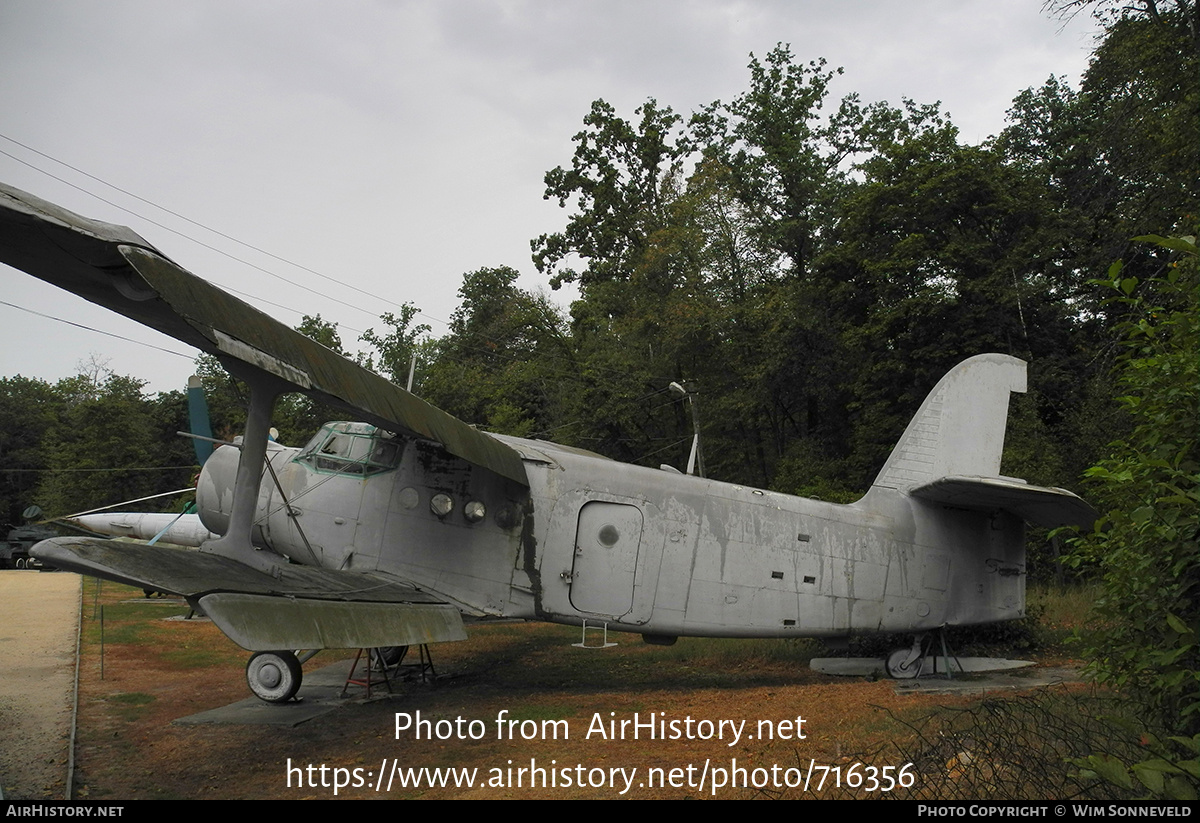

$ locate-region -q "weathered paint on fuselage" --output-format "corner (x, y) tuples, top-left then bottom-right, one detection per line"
(515, 439), (1024, 638)
(196, 426), (1026, 641)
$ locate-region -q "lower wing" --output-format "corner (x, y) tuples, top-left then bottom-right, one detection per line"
(33, 537), (467, 651)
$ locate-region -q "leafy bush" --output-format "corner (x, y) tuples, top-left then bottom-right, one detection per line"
(1068, 232), (1198, 796)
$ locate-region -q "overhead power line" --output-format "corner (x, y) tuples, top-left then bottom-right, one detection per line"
(0, 300), (194, 359)
(0, 135), (683, 391)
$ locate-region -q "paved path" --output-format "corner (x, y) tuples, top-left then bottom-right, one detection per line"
(0, 570), (81, 799)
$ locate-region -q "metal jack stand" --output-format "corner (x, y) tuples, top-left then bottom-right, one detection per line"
(924, 628), (964, 679)
(343, 648), (395, 698)
(396, 645), (437, 683)
(572, 619), (617, 649)
(343, 645), (437, 697)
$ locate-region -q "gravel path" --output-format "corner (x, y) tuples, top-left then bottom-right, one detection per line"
(0, 570), (81, 799)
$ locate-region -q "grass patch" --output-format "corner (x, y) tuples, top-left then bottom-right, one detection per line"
(652, 636), (823, 666)
(108, 692), (154, 705)
(1028, 582), (1103, 640)
(82, 600), (188, 646)
(159, 642), (242, 669)
(106, 692), (156, 722)
(80, 578), (189, 641)
(439, 622), (834, 695)
(499, 703), (576, 723)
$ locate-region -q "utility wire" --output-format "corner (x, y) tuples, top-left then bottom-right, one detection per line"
(0, 300), (194, 359)
(0, 133), (441, 324)
(0, 137), (630, 380)
(0, 145), (384, 320)
(1, 137), (684, 389)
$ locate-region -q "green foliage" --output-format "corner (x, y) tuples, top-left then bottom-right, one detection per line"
(691, 45), (925, 277)
(35, 372), (193, 517)
(999, 8), (1199, 285)
(1069, 234), (1199, 745)
(0, 375), (63, 527)
(1075, 730), (1199, 800)
(521, 30), (1181, 494)
(357, 302), (431, 386)
(295, 313), (346, 355)
(421, 266), (570, 437)
(533, 98), (686, 292)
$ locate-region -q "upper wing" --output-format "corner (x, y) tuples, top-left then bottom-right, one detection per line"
(0, 182), (527, 486)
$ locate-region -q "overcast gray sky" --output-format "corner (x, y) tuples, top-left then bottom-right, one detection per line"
(0, 0), (1101, 394)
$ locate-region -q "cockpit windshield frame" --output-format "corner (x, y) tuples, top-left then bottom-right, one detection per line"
(296, 422), (404, 476)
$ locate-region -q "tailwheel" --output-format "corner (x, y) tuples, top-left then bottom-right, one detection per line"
(246, 650), (303, 703)
(886, 633), (929, 679)
(885, 647), (921, 679)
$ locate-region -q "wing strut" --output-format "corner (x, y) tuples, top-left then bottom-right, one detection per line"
(200, 363), (286, 572)
(259, 441), (321, 566)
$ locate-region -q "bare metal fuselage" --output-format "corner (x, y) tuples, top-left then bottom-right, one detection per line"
(195, 428), (1024, 641)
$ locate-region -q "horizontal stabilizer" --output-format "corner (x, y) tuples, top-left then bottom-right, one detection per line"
(910, 475), (1097, 529)
(200, 593), (466, 651)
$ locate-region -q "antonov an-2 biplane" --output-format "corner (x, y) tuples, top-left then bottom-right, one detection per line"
(0, 182), (1096, 701)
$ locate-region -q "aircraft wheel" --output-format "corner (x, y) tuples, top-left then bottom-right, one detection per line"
(246, 651), (303, 703)
(886, 648), (920, 679)
(374, 645), (408, 669)
(15, 557), (26, 569)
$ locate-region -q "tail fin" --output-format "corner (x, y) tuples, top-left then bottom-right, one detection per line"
(870, 354), (1026, 493)
(187, 375), (214, 466)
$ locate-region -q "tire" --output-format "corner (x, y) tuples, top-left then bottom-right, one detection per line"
(374, 646), (408, 668)
(886, 647), (921, 679)
(246, 651), (303, 703)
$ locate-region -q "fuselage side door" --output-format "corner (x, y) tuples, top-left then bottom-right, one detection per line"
(569, 501), (643, 617)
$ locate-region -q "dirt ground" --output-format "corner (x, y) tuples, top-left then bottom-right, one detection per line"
(0, 570), (80, 800)
(64, 577), (1090, 800)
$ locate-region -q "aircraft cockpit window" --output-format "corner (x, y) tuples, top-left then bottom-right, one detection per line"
(297, 423), (403, 475)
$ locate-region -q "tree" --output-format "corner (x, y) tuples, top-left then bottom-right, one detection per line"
(36, 373), (191, 517)
(421, 266), (570, 438)
(357, 303), (431, 387)
(531, 97), (730, 469)
(999, 7), (1199, 291)
(689, 45), (922, 278)
(0, 376), (63, 527)
(1046, 0), (1198, 60)
(295, 314), (346, 355)
(1071, 234), (1198, 741)
(533, 98), (686, 296)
